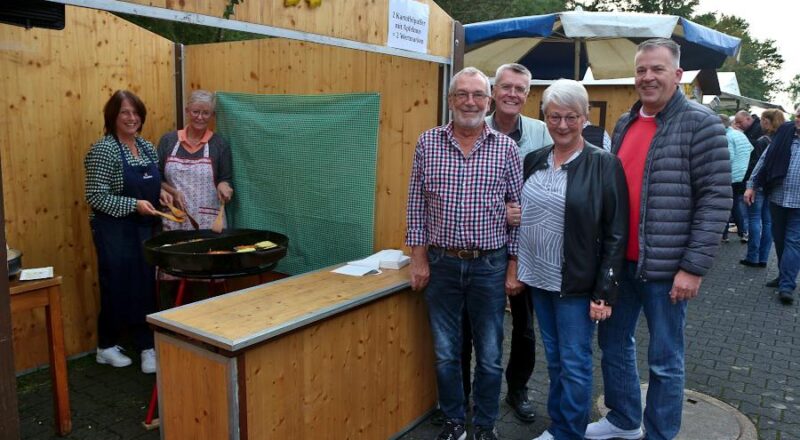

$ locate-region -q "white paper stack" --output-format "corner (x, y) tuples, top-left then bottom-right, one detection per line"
(19, 266), (54, 281)
(331, 249), (410, 277)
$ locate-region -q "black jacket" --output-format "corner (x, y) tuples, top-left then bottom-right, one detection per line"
(523, 143), (629, 304)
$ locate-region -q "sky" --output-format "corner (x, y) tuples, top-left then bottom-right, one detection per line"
(694, 0), (796, 110)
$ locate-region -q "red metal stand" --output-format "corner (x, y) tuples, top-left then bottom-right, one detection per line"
(144, 272), (190, 429)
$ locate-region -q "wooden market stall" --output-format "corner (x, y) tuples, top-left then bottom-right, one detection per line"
(1, 0), (457, 437)
(0, 6), (176, 372)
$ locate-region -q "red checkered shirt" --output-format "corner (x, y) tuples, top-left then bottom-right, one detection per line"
(405, 122), (522, 255)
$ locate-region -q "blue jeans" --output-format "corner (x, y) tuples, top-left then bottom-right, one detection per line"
(745, 191), (773, 264)
(769, 204), (800, 292)
(424, 247), (507, 428)
(598, 263), (687, 440)
(532, 288), (594, 440)
(723, 190), (748, 240)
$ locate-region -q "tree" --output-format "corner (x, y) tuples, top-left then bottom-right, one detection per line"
(434, 0), (566, 24)
(693, 13), (783, 101)
(576, 0), (698, 15)
(786, 74), (800, 108)
(578, 0), (784, 101)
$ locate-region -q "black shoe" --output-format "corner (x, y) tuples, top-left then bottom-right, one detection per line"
(766, 277), (780, 288)
(430, 408), (446, 426)
(436, 419), (466, 440)
(505, 388), (536, 423)
(473, 426), (498, 440)
(779, 291), (794, 305)
(739, 259), (765, 268)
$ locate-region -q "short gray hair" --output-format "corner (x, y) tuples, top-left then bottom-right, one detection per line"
(449, 67), (491, 96)
(495, 63), (532, 84)
(186, 89), (216, 111)
(637, 38), (681, 69)
(541, 79), (589, 116)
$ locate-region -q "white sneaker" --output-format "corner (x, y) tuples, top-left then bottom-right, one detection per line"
(585, 417), (644, 439)
(532, 430), (554, 440)
(96, 346), (132, 367)
(141, 348), (157, 374)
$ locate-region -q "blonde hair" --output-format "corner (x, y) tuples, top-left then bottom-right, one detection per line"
(760, 109), (785, 135)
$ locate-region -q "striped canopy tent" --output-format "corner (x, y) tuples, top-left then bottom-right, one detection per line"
(464, 11), (742, 80)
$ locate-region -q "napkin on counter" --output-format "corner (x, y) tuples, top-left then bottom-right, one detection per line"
(19, 266), (54, 281)
(331, 249), (410, 277)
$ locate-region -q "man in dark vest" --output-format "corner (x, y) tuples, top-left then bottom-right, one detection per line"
(744, 105), (800, 305)
(734, 110), (764, 146)
(582, 120), (611, 151)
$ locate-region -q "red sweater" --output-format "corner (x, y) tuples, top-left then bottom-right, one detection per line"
(617, 115), (657, 262)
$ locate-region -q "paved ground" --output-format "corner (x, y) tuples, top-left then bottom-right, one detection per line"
(16, 240), (800, 439)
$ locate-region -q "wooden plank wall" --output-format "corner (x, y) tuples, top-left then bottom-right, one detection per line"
(122, 0), (453, 59)
(184, 38), (441, 251)
(243, 290), (436, 439)
(0, 7), (175, 370)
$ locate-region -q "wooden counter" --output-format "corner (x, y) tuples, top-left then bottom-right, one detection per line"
(10, 276), (71, 435)
(147, 266), (436, 440)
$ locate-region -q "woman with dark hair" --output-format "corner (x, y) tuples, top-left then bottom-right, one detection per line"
(740, 109), (785, 269)
(84, 90), (170, 374)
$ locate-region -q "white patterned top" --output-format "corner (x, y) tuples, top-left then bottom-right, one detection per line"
(517, 149), (581, 291)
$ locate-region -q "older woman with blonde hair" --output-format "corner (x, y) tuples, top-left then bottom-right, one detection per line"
(517, 79), (629, 440)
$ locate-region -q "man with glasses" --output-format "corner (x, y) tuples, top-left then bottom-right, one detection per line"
(486, 63), (552, 158)
(481, 63), (549, 423)
(745, 104), (800, 305)
(585, 38), (731, 440)
(406, 67), (523, 440)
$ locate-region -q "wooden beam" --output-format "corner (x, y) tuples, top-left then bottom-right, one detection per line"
(0, 156), (20, 438)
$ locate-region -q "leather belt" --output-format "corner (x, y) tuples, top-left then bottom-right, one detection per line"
(434, 247), (494, 260)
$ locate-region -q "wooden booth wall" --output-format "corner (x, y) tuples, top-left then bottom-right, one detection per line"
(523, 84), (640, 133)
(122, 0), (453, 59)
(0, 7), (175, 371)
(184, 38), (441, 251)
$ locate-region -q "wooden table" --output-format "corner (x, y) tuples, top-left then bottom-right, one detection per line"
(148, 266), (436, 440)
(10, 276), (71, 436)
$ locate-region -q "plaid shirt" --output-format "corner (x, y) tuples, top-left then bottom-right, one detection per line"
(748, 135), (800, 208)
(406, 122), (522, 255)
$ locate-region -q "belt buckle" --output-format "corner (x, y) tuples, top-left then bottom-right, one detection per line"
(457, 249), (479, 259)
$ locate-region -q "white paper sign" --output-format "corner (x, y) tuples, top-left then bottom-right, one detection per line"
(387, 0), (429, 54)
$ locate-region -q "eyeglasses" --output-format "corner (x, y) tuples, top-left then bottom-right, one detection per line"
(452, 91), (490, 102)
(189, 109), (213, 118)
(497, 83), (528, 95)
(546, 114), (581, 126)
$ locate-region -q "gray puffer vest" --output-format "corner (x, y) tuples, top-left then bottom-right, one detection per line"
(611, 90), (732, 281)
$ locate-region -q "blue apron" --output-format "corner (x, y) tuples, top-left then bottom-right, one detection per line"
(91, 137), (161, 349)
